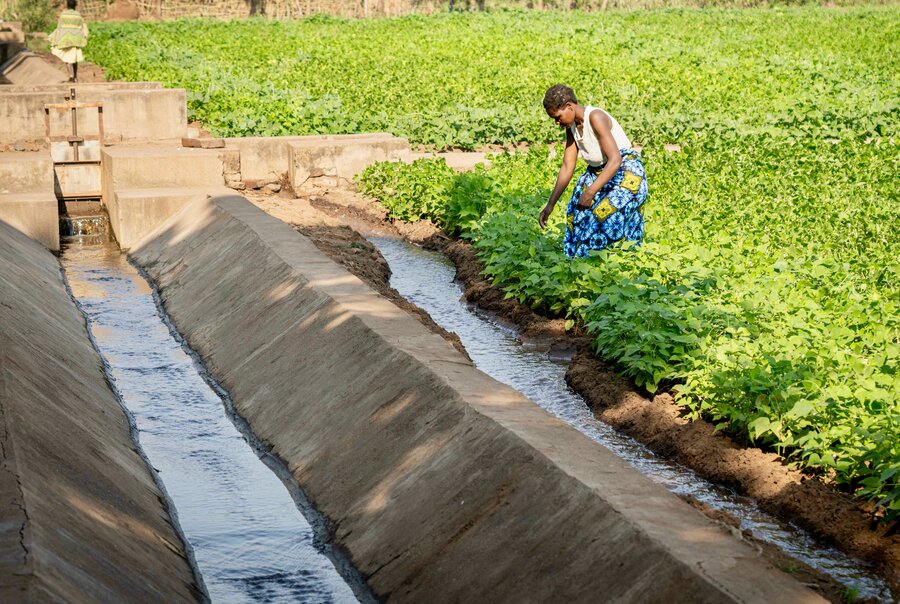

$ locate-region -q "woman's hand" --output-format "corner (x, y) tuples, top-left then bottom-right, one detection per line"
(538, 203), (554, 229)
(577, 188), (595, 210)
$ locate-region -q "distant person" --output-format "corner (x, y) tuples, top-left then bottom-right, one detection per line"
(538, 84), (648, 258)
(50, 0), (88, 83)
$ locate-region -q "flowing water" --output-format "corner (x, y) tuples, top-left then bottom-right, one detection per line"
(369, 236), (893, 603)
(61, 240), (363, 604)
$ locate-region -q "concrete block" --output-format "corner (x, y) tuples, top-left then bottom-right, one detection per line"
(289, 135), (409, 189)
(0, 221), (200, 601)
(131, 194), (824, 604)
(223, 133), (398, 184)
(101, 145), (227, 210)
(0, 86), (187, 143)
(0, 51), (63, 86)
(0, 82), (161, 93)
(110, 186), (233, 250)
(181, 137), (225, 149)
(0, 192), (59, 251)
(0, 152), (54, 195)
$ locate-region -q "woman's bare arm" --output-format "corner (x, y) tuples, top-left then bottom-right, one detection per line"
(576, 110), (622, 209)
(539, 130), (578, 228)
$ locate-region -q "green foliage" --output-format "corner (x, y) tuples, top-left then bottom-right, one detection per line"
(85, 8), (899, 149)
(2, 0), (57, 32)
(85, 7), (900, 522)
(359, 137), (900, 523)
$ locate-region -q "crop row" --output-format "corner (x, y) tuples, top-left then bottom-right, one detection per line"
(85, 8), (898, 148)
(358, 136), (900, 521)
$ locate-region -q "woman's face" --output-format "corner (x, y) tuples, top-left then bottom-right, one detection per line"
(546, 103), (575, 128)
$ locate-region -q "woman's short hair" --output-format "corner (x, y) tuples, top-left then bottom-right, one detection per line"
(543, 85), (578, 111)
(67, 0), (77, 8)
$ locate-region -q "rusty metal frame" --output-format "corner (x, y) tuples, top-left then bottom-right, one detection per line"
(43, 92), (104, 162)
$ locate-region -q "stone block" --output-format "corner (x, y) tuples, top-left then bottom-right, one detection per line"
(181, 137), (225, 149)
(0, 152), (54, 195)
(0, 85), (186, 143)
(224, 133), (400, 184)
(288, 135), (409, 189)
(0, 192), (59, 251)
(101, 145), (227, 210)
(109, 185), (233, 250)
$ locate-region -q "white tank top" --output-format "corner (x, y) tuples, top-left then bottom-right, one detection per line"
(571, 106), (631, 167)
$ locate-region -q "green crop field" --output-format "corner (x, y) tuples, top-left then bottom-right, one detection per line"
(87, 8), (900, 521)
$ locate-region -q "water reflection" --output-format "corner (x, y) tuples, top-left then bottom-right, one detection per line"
(369, 236), (891, 603)
(61, 241), (359, 604)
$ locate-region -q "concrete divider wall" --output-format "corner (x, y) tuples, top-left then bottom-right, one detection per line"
(0, 86), (186, 143)
(0, 152), (58, 251)
(132, 194), (822, 603)
(289, 135), (409, 189)
(0, 222), (201, 602)
(225, 133), (404, 183)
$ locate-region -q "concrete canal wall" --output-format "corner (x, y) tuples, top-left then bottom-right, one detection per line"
(131, 193), (823, 603)
(0, 221), (201, 602)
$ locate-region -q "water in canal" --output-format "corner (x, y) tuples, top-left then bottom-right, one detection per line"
(369, 236), (892, 603)
(61, 240), (362, 604)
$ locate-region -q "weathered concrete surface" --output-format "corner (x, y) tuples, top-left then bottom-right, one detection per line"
(111, 186), (234, 249)
(0, 221), (201, 602)
(0, 151), (53, 194)
(3, 82), (161, 93)
(0, 85), (186, 143)
(131, 194), (824, 603)
(0, 51), (65, 86)
(0, 193), (58, 251)
(225, 133), (403, 183)
(0, 152), (58, 251)
(289, 135), (409, 189)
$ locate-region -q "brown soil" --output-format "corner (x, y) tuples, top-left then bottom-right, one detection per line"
(35, 51), (107, 83)
(275, 185), (900, 601)
(440, 235), (900, 598)
(242, 188), (470, 361)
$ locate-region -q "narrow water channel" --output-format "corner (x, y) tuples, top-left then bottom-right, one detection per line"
(369, 236), (892, 603)
(61, 240), (362, 604)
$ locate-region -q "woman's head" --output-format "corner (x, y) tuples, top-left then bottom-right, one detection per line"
(543, 84), (578, 128)
(67, 0), (77, 9)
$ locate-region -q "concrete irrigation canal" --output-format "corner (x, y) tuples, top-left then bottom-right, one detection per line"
(0, 45), (893, 603)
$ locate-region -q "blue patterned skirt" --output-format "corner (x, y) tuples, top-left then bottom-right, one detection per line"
(563, 148), (648, 258)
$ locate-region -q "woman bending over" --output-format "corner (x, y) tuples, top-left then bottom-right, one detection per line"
(539, 84), (648, 258)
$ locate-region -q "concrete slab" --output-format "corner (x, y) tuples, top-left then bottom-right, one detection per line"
(0, 222), (201, 601)
(0, 151), (53, 194)
(0, 86), (187, 143)
(0, 192), (59, 251)
(288, 135), (409, 189)
(225, 133), (404, 184)
(131, 194), (824, 603)
(110, 186), (234, 250)
(101, 145), (228, 212)
(0, 51), (66, 86)
(0, 82), (162, 93)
